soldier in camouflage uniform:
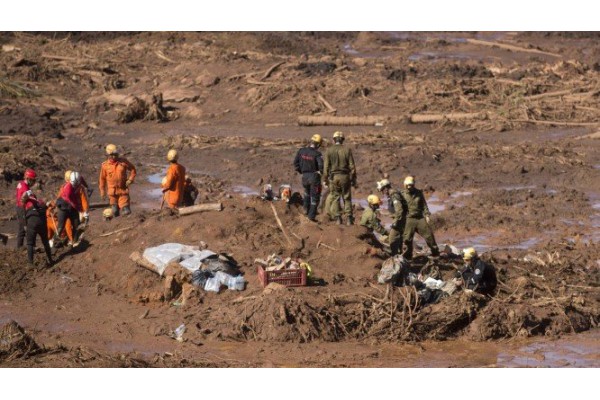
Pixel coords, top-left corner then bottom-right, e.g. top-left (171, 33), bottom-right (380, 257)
top-left (377, 178), bottom-right (407, 256)
top-left (323, 131), bottom-right (357, 225)
top-left (360, 194), bottom-right (389, 238)
top-left (400, 176), bottom-right (440, 260)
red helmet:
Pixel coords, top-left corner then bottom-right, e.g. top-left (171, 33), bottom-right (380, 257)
top-left (24, 169), bottom-right (37, 179)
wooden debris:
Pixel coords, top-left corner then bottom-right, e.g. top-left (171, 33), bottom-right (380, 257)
top-left (99, 226), bottom-right (135, 237)
top-left (270, 203), bottom-right (293, 247)
top-left (317, 94), bottom-right (337, 114)
top-left (298, 115), bottom-right (388, 126)
top-left (246, 78), bottom-right (274, 86)
top-left (465, 38), bottom-right (561, 58)
top-left (178, 202), bottom-right (223, 216)
top-left (129, 251), bottom-right (161, 275)
top-left (410, 112), bottom-right (488, 123)
top-left (155, 50), bottom-right (176, 63)
top-left (260, 61), bottom-right (285, 81)
top-left (511, 119), bottom-right (599, 127)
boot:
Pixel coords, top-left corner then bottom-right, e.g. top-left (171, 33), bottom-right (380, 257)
top-left (121, 206), bottom-right (131, 216)
top-left (347, 216), bottom-right (355, 226)
top-left (336, 216), bottom-right (343, 225)
top-left (111, 205), bottom-right (120, 217)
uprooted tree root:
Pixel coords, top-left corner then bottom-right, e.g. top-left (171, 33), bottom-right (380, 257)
top-left (0, 320), bottom-right (43, 362)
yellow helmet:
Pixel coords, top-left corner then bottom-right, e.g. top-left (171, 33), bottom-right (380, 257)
top-left (333, 131), bottom-right (344, 139)
top-left (64, 170), bottom-right (72, 183)
top-left (311, 134), bottom-right (322, 144)
top-left (167, 149), bottom-right (178, 162)
top-left (377, 178), bottom-right (391, 191)
top-left (367, 194), bottom-right (381, 206)
top-left (403, 176), bottom-right (415, 187)
top-left (106, 144), bottom-right (118, 155)
top-left (103, 208), bottom-right (114, 219)
top-left (463, 247), bottom-right (477, 261)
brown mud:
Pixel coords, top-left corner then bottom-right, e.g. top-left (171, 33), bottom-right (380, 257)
top-left (1, 32), bottom-right (599, 367)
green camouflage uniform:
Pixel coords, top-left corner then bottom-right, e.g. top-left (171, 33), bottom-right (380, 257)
top-left (323, 144), bottom-right (356, 221)
top-left (401, 187), bottom-right (440, 259)
top-left (387, 189), bottom-right (407, 256)
top-left (360, 206), bottom-right (388, 235)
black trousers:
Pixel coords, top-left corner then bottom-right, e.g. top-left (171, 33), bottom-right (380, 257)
top-left (16, 206), bottom-right (26, 248)
top-left (25, 211), bottom-right (52, 263)
top-left (302, 173), bottom-right (321, 220)
top-left (57, 206), bottom-right (80, 242)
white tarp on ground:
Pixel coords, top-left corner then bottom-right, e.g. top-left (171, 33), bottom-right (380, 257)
top-left (142, 243), bottom-right (216, 275)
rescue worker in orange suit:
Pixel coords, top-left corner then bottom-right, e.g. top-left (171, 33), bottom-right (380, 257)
top-left (182, 175), bottom-right (199, 207)
top-left (99, 144), bottom-right (136, 217)
top-left (55, 171), bottom-right (84, 246)
top-left (15, 168), bottom-right (37, 248)
top-left (161, 149), bottom-right (186, 209)
top-left (16, 169), bottom-right (53, 266)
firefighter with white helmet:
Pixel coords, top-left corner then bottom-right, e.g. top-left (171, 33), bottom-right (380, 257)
top-left (293, 134), bottom-right (324, 222)
top-left (99, 144), bottom-right (137, 217)
top-left (400, 175), bottom-right (440, 260)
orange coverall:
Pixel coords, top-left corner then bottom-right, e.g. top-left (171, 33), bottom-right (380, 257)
top-left (99, 158), bottom-right (136, 209)
top-left (46, 184), bottom-right (90, 242)
top-left (162, 162), bottom-right (186, 208)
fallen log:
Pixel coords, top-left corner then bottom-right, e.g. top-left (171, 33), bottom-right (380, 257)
top-left (298, 115), bottom-right (387, 126)
top-left (178, 202), bottom-right (223, 216)
top-left (512, 119), bottom-right (599, 127)
top-left (317, 94), bottom-right (337, 114)
top-left (410, 112), bottom-right (487, 123)
top-left (524, 89), bottom-right (573, 101)
top-left (130, 251), bottom-right (161, 275)
top-left (465, 38), bottom-right (561, 58)
top-left (260, 61), bottom-right (285, 81)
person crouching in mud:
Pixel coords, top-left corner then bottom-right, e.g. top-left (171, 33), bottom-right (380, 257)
top-left (453, 247), bottom-right (497, 295)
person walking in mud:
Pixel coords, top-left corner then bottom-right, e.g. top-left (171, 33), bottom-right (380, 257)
top-left (15, 168), bottom-right (37, 249)
top-left (99, 144), bottom-right (137, 217)
top-left (453, 247), bottom-right (497, 295)
top-left (16, 169), bottom-right (54, 267)
top-left (323, 131), bottom-right (357, 225)
top-left (400, 176), bottom-right (440, 260)
top-left (377, 178), bottom-right (407, 256)
top-left (293, 134), bottom-right (324, 222)
top-left (54, 171), bottom-right (85, 248)
top-left (161, 149), bottom-right (186, 209)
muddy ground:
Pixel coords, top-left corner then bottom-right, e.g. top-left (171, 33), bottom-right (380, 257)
top-left (1, 32), bottom-right (599, 367)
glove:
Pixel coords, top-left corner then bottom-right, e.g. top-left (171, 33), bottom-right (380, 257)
top-left (125, 179), bottom-right (132, 188)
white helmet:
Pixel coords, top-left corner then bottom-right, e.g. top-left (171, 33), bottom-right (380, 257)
top-left (70, 171), bottom-right (81, 186)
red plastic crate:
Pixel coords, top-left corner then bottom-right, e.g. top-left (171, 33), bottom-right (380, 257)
top-left (257, 265), bottom-right (307, 287)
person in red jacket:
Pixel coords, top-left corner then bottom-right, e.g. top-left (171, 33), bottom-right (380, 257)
top-left (55, 171), bottom-right (84, 246)
top-left (16, 169), bottom-right (54, 266)
top-left (15, 168), bottom-right (37, 248)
